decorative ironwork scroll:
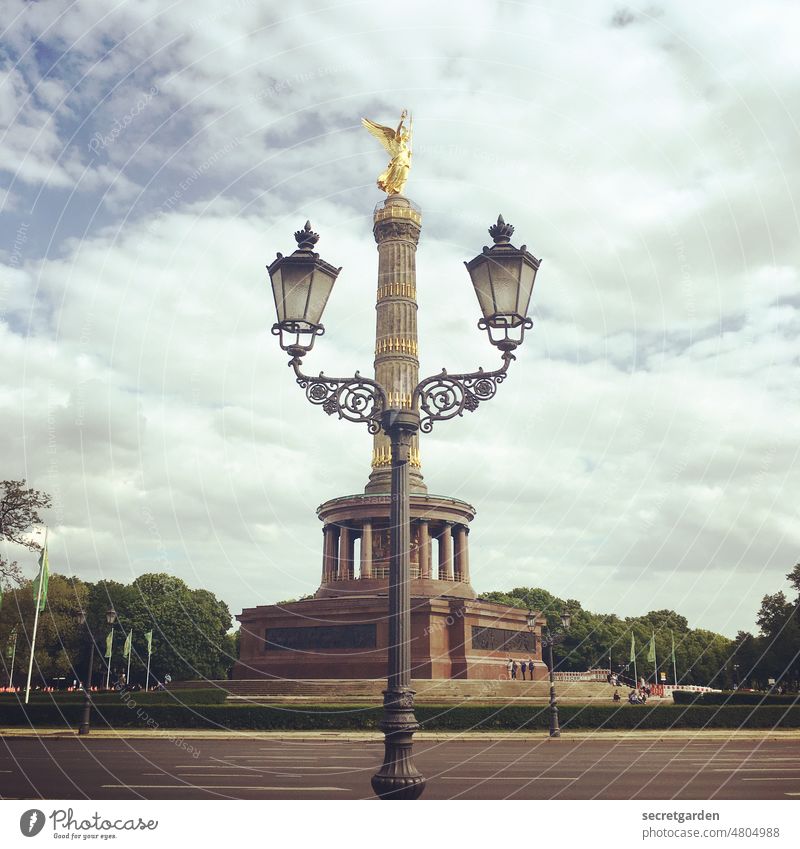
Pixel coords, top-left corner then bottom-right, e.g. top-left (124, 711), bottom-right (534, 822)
top-left (290, 358), bottom-right (387, 433)
top-left (412, 351), bottom-right (515, 433)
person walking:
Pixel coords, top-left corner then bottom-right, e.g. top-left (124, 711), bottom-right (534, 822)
top-left (528, 659), bottom-right (535, 680)
top-left (520, 660), bottom-right (527, 680)
top-left (511, 660), bottom-right (518, 680)
top-left (506, 659), bottom-right (513, 680)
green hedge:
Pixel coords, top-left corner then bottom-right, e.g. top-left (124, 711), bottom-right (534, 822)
top-left (672, 690), bottom-right (800, 706)
top-left (2, 702), bottom-right (800, 731)
top-left (0, 688), bottom-right (228, 706)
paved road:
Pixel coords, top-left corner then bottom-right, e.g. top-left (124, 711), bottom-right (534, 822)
top-left (2, 735), bottom-right (799, 800)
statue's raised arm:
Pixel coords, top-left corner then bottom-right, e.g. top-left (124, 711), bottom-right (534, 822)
top-left (362, 110), bottom-right (412, 195)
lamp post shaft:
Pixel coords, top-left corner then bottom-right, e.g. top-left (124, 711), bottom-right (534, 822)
top-left (371, 409), bottom-right (426, 800)
top-left (79, 638), bottom-right (95, 736)
top-left (548, 638), bottom-right (560, 738)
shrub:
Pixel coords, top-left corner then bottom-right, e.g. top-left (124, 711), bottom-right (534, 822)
top-left (0, 688), bottom-right (228, 706)
top-left (1, 701), bottom-right (799, 731)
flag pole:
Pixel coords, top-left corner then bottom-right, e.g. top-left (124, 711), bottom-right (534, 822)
top-left (672, 632), bottom-right (678, 685)
top-left (652, 630), bottom-right (658, 684)
top-left (632, 635), bottom-right (638, 688)
top-left (25, 529), bottom-right (47, 704)
top-left (105, 631), bottom-right (113, 690)
top-left (8, 630), bottom-right (18, 690)
top-left (126, 633), bottom-right (132, 686)
top-left (145, 640), bottom-right (152, 691)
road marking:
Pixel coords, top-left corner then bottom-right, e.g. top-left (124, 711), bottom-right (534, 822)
top-left (212, 755), bottom-right (320, 760)
top-left (741, 777), bottom-right (800, 782)
top-left (101, 784), bottom-right (349, 791)
top-left (182, 765), bottom-right (368, 778)
top-left (714, 768), bottom-right (800, 772)
top-left (440, 776), bottom-right (578, 781)
top-left (200, 763), bottom-right (363, 773)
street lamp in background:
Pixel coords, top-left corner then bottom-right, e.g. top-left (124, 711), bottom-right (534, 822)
top-left (78, 608), bottom-right (117, 736)
top-left (267, 214), bottom-right (540, 799)
top-left (534, 609), bottom-right (572, 738)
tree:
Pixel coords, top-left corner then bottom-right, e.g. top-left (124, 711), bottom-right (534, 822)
top-left (124, 573), bottom-right (233, 682)
top-left (479, 586), bottom-right (735, 684)
top-left (788, 563), bottom-right (800, 596)
top-left (0, 480), bottom-right (51, 585)
top-left (0, 571), bottom-right (234, 689)
top-left (0, 575), bottom-right (89, 687)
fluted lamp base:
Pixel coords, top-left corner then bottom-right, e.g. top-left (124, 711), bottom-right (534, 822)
top-left (370, 688), bottom-right (427, 800)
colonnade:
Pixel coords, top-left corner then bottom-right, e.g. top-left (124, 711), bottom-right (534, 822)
top-left (321, 520), bottom-right (470, 584)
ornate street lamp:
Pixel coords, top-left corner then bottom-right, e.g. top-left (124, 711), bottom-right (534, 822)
top-left (537, 608), bottom-right (571, 738)
top-left (268, 221), bottom-right (341, 357)
top-left (267, 216), bottom-right (540, 799)
top-left (465, 216), bottom-right (540, 351)
top-left (78, 608), bottom-right (117, 736)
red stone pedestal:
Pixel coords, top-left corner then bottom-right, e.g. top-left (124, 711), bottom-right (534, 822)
top-left (234, 595), bottom-right (547, 681)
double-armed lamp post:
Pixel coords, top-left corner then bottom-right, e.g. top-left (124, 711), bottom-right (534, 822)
top-left (78, 607), bottom-right (117, 736)
top-left (533, 609), bottom-right (572, 738)
top-left (267, 213), bottom-right (540, 799)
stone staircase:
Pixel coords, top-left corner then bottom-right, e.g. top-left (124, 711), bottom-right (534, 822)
top-left (172, 678), bottom-right (649, 704)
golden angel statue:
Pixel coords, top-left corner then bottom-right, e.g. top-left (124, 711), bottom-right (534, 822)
top-left (361, 110), bottom-right (412, 195)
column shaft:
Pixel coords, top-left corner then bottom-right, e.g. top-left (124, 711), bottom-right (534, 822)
top-left (339, 526), bottom-right (352, 580)
top-left (323, 525), bottom-right (340, 583)
top-left (439, 524), bottom-right (453, 581)
top-left (361, 521), bottom-right (373, 579)
top-left (455, 525), bottom-right (469, 583)
top-left (418, 520), bottom-right (430, 579)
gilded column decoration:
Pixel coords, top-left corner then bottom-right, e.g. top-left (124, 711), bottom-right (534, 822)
top-left (365, 196), bottom-right (426, 495)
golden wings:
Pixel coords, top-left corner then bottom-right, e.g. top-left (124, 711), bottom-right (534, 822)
top-left (361, 110), bottom-right (412, 195)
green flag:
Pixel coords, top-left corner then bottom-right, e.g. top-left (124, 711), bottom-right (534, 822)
top-left (144, 630), bottom-right (153, 652)
top-left (32, 541), bottom-right (50, 612)
top-left (629, 632), bottom-right (635, 662)
top-left (647, 631), bottom-right (656, 664)
top-left (123, 631), bottom-right (132, 659)
top-left (105, 630), bottom-right (114, 659)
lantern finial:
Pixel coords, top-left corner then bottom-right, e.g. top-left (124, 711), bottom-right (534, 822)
top-left (294, 221), bottom-right (320, 250)
top-left (488, 215), bottom-right (514, 244)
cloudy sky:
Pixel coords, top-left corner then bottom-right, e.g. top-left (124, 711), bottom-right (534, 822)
top-left (2, 0), bottom-right (798, 638)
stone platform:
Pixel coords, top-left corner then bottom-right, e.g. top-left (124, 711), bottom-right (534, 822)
top-left (174, 678), bottom-right (634, 704)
